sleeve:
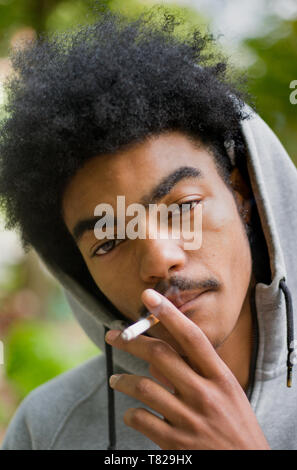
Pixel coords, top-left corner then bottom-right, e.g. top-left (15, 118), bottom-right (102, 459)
top-left (1, 399), bottom-right (33, 450)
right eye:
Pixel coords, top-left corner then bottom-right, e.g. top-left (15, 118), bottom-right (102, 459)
top-left (92, 239), bottom-right (124, 257)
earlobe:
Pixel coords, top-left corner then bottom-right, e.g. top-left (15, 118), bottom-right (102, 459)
top-left (229, 167), bottom-right (240, 191)
top-left (229, 167), bottom-right (252, 224)
top-left (230, 167), bottom-right (251, 198)
top-left (241, 199), bottom-right (252, 225)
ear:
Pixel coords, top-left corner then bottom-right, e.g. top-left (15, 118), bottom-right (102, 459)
top-left (229, 167), bottom-right (252, 225)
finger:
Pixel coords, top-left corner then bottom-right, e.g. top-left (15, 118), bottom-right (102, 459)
top-left (110, 373), bottom-right (190, 425)
top-left (105, 330), bottom-right (205, 396)
top-left (142, 289), bottom-right (229, 380)
top-left (123, 407), bottom-right (184, 450)
top-left (149, 364), bottom-right (175, 393)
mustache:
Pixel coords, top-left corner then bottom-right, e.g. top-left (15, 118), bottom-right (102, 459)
top-left (138, 276), bottom-right (220, 317)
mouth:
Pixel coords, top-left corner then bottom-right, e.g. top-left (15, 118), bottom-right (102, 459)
top-left (178, 289), bottom-right (213, 314)
top-left (166, 288), bottom-right (212, 311)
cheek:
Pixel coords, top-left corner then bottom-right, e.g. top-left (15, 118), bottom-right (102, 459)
top-left (206, 193), bottom-right (240, 237)
top-left (86, 257), bottom-right (139, 320)
top-left (201, 196), bottom-right (242, 255)
top-left (91, 265), bottom-right (119, 299)
top-left (200, 195), bottom-right (252, 284)
top-left (193, 197), bottom-right (252, 343)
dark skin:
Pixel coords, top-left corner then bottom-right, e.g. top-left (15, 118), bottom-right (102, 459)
top-left (62, 131), bottom-right (270, 449)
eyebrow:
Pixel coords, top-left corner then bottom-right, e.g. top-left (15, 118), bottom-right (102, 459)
top-left (71, 165), bottom-right (203, 244)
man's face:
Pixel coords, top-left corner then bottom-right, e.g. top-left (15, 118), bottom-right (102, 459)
top-left (62, 131), bottom-right (253, 354)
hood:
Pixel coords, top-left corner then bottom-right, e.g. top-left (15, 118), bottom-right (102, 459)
top-left (37, 106), bottom-right (297, 448)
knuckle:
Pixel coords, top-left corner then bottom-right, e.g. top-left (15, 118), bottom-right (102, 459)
top-left (175, 408), bottom-right (201, 434)
top-left (186, 418), bottom-right (202, 437)
top-left (216, 369), bottom-right (238, 392)
top-left (187, 380), bottom-right (219, 414)
top-left (197, 386), bottom-right (216, 411)
top-left (180, 327), bottom-right (200, 346)
top-left (167, 432), bottom-right (193, 450)
top-left (149, 340), bottom-right (170, 360)
top-left (134, 377), bottom-right (152, 396)
top-left (187, 377), bottom-right (207, 400)
top-left (202, 390), bottom-right (219, 414)
top-left (124, 407), bottom-right (144, 427)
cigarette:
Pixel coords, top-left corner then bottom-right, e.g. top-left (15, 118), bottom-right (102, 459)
top-left (121, 313), bottom-right (159, 341)
top-left (121, 281), bottom-right (177, 342)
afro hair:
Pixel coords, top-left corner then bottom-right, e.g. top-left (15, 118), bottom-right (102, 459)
top-left (0, 6), bottom-right (255, 301)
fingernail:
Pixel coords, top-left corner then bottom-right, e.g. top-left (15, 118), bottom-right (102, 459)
top-left (144, 289), bottom-right (162, 307)
top-left (105, 330), bottom-right (120, 343)
top-left (109, 374), bottom-right (121, 387)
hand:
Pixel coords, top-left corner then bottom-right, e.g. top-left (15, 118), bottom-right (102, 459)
top-left (105, 288), bottom-right (271, 450)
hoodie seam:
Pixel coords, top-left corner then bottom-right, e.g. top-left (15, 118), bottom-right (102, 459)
top-left (255, 366), bottom-right (287, 377)
top-left (47, 376), bottom-right (107, 450)
top-left (23, 411), bottom-right (35, 450)
top-left (253, 368), bottom-right (286, 383)
top-left (254, 374), bottom-right (265, 415)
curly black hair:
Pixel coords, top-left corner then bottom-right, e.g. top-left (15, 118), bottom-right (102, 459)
top-left (0, 6), bottom-right (255, 303)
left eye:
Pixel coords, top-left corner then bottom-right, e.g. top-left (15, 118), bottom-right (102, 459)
top-left (92, 238), bottom-right (124, 257)
top-left (174, 200), bottom-right (201, 214)
top-left (92, 200), bottom-right (201, 257)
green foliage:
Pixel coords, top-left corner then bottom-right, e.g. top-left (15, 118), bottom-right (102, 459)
top-left (0, 0), bottom-right (207, 55)
top-left (4, 319), bottom-right (99, 399)
top-left (244, 16), bottom-right (297, 165)
top-left (45, 0), bottom-right (100, 32)
top-left (0, 401), bottom-right (9, 424)
top-left (46, 285), bottom-right (73, 320)
top-left (0, 0), bottom-right (98, 56)
top-left (0, 262), bottom-right (26, 298)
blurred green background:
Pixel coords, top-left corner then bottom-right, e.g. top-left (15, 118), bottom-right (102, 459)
top-left (0, 0), bottom-right (296, 444)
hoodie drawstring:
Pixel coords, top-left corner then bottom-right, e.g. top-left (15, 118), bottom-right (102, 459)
top-left (279, 279), bottom-right (295, 387)
top-left (104, 326), bottom-right (116, 450)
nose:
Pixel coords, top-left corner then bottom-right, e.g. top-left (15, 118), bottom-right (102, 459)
top-left (137, 237), bottom-right (186, 282)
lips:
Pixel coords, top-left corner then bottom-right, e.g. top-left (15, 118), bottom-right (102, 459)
top-left (166, 288), bottom-right (211, 310)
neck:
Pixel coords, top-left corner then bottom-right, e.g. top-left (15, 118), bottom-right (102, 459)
top-left (216, 273), bottom-right (256, 392)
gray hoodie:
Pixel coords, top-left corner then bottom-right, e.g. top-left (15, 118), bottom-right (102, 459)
top-left (1, 108), bottom-right (297, 450)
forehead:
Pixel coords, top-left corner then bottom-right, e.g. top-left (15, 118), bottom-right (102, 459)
top-left (62, 131), bottom-right (219, 231)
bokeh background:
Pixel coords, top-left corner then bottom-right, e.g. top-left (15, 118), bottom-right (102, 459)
top-left (0, 0), bottom-right (296, 445)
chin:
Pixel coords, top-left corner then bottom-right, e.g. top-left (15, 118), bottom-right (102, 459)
top-left (147, 288), bottom-right (237, 353)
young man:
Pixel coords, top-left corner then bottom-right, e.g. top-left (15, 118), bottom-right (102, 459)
top-left (0, 9), bottom-right (296, 450)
